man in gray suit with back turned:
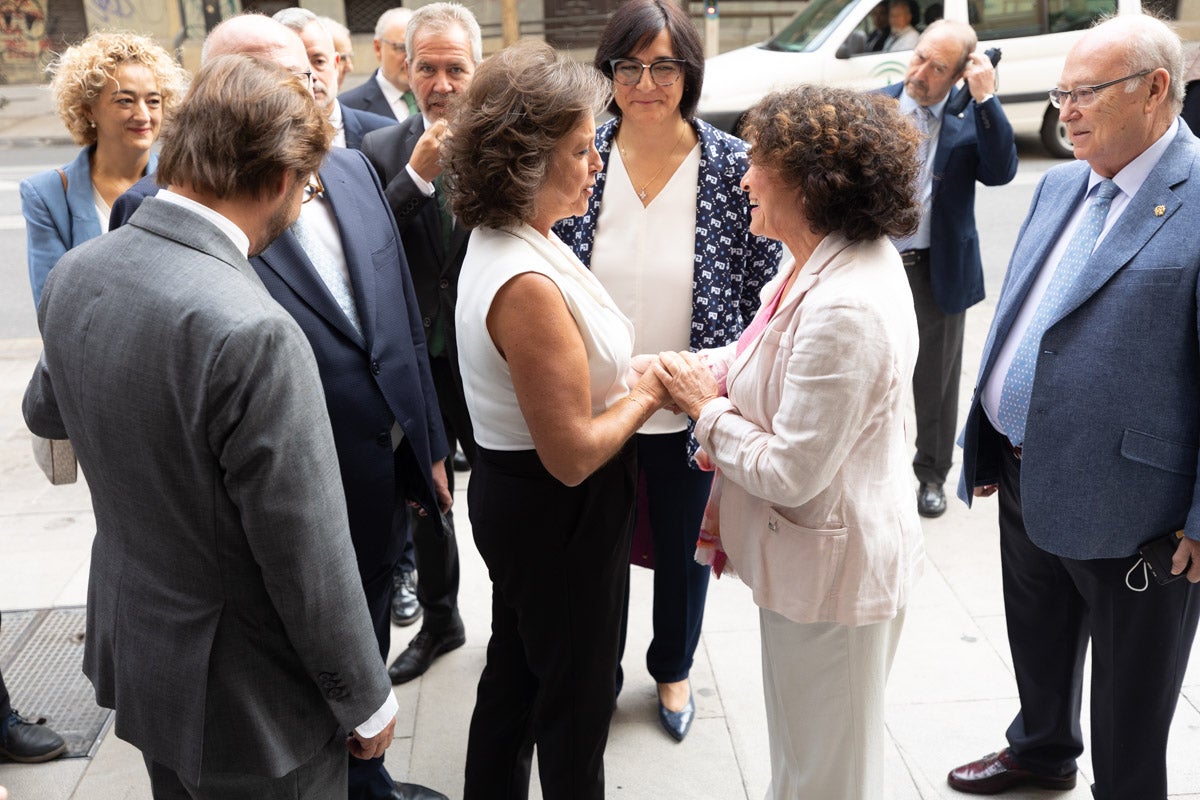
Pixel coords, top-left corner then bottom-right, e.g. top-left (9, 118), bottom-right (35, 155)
top-left (23, 55), bottom-right (394, 799)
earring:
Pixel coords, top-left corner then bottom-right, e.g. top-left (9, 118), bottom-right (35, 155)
top-left (89, 120), bottom-right (96, 128)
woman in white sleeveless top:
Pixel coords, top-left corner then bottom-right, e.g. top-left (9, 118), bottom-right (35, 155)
top-left (444, 42), bottom-right (670, 800)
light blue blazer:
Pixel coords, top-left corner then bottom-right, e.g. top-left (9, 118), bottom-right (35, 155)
top-left (20, 146), bottom-right (158, 307)
top-left (958, 121), bottom-right (1200, 559)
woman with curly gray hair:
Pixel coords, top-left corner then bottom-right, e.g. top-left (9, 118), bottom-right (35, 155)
top-left (447, 40), bottom-right (669, 800)
top-left (20, 31), bottom-right (186, 306)
top-left (654, 84), bottom-right (926, 799)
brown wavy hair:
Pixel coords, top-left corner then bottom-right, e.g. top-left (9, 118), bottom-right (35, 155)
top-left (741, 85), bottom-right (921, 243)
top-left (443, 40), bottom-right (609, 230)
top-left (156, 55), bottom-right (332, 200)
top-left (48, 31), bottom-right (187, 147)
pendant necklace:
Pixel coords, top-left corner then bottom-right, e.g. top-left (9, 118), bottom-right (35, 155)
top-left (618, 125), bottom-right (688, 202)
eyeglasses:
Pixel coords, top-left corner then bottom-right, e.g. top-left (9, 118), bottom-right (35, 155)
top-left (1048, 69), bottom-right (1153, 109)
top-left (609, 58), bottom-right (686, 87)
top-left (292, 70), bottom-right (314, 90)
top-left (302, 173), bottom-right (325, 204)
top-left (379, 38), bottom-right (405, 55)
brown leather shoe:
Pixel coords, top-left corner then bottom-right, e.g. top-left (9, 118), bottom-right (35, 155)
top-left (947, 748), bottom-right (1076, 794)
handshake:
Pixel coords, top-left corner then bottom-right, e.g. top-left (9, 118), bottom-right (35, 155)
top-left (627, 350), bottom-right (723, 421)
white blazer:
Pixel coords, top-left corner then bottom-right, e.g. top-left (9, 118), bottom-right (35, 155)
top-left (696, 233), bottom-right (924, 627)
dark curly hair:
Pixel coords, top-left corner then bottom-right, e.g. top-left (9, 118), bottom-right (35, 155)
top-left (741, 85), bottom-right (921, 243)
top-left (593, 0), bottom-right (705, 120)
top-left (443, 40), bottom-right (609, 230)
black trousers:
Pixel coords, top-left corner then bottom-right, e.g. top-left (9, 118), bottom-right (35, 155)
top-left (905, 254), bottom-right (965, 486)
top-left (0, 612), bottom-right (9, 718)
top-left (617, 431), bottom-right (712, 685)
top-left (996, 440), bottom-right (1200, 800)
top-left (348, 561), bottom-right (399, 800)
top-left (463, 444), bottom-right (636, 800)
top-left (400, 356), bottom-right (472, 631)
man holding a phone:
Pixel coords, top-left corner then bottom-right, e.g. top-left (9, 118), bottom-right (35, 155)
top-left (878, 19), bottom-right (1018, 519)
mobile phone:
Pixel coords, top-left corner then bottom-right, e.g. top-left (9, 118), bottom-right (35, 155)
top-left (1138, 530), bottom-right (1187, 585)
top-left (944, 48), bottom-right (1002, 117)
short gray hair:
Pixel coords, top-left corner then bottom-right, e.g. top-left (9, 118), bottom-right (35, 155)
top-left (1102, 13), bottom-right (1185, 113)
top-left (374, 7), bottom-right (413, 40)
top-left (406, 3), bottom-right (483, 65)
top-left (272, 7), bottom-right (319, 34)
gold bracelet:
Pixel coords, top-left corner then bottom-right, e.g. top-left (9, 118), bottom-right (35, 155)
top-left (624, 393), bottom-right (648, 415)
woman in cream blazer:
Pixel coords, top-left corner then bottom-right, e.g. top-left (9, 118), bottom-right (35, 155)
top-left (657, 85), bottom-right (925, 800)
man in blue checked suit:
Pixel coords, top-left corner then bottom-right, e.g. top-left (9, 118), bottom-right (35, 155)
top-left (948, 15), bottom-right (1200, 799)
top-left (879, 19), bottom-right (1018, 519)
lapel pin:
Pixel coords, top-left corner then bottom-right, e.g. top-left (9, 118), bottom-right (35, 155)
top-left (1155, 204), bottom-right (1166, 217)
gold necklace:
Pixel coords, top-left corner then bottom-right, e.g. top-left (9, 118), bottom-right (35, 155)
top-left (617, 125), bottom-right (688, 202)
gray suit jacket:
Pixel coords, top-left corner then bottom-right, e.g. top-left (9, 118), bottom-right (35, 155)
top-left (23, 198), bottom-right (391, 782)
top-left (958, 121), bottom-right (1200, 559)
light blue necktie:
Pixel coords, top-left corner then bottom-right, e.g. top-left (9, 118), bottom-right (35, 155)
top-left (893, 105), bottom-right (934, 254)
top-left (291, 215), bottom-right (362, 338)
top-left (996, 179), bottom-right (1119, 447)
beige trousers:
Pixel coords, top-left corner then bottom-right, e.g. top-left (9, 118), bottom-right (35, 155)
top-left (759, 606), bottom-right (906, 800)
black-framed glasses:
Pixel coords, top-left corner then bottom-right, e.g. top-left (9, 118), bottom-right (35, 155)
top-left (1048, 69), bottom-right (1153, 109)
top-left (379, 37), bottom-right (406, 54)
top-left (292, 70), bottom-right (314, 90)
top-left (609, 58), bottom-right (686, 87)
top-left (302, 173), bottom-right (325, 204)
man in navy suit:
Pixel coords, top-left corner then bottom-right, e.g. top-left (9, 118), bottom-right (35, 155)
top-left (339, 8), bottom-right (416, 121)
top-left (110, 15), bottom-right (449, 800)
top-left (880, 20), bottom-right (1017, 518)
top-left (360, 1), bottom-right (480, 687)
top-left (948, 15), bottom-right (1200, 798)
top-left (274, 8), bottom-right (395, 150)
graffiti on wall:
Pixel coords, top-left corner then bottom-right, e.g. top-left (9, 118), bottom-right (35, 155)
top-left (0, 0), bottom-right (51, 84)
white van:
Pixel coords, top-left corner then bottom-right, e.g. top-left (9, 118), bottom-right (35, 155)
top-left (697, 0), bottom-right (1142, 157)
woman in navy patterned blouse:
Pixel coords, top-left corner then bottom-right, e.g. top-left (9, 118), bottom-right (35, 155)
top-left (555, 0), bottom-right (781, 744)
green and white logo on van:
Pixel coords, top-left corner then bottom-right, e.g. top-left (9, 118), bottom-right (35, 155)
top-left (870, 60), bottom-right (907, 84)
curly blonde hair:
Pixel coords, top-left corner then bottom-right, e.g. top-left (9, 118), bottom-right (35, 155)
top-left (48, 31), bottom-right (188, 146)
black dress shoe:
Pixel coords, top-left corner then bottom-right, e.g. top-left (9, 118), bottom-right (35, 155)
top-left (917, 482), bottom-right (947, 518)
top-left (657, 691), bottom-right (695, 742)
top-left (388, 621), bottom-right (466, 685)
top-left (947, 748), bottom-right (1076, 794)
top-left (392, 782), bottom-right (449, 800)
top-left (390, 568), bottom-right (421, 628)
top-left (0, 710), bottom-right (67, 763)
top-left (451, 450), bottom-right (470, 472)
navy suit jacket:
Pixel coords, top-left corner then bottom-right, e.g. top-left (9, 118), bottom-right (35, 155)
top-left (958, 121), bottom-right (1200, 559)
top-left (109, 148), bottom-right (449, 576)
top-left (881, 84), bottom-right (1018, 314)
top-left (341, 102), bottom-right (395, 151)
top-left (338, 70), bottom-right (397, 121)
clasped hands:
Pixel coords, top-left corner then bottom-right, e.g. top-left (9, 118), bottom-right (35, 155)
top-left (627, 351), bottom-right (722, 421)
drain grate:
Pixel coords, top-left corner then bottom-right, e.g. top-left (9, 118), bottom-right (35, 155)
top-left (0, 607), bottom-right (113, 759)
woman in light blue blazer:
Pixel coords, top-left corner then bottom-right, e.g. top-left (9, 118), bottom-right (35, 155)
top-left (555, 0), bottom-right (780, 744)
top-left (21, 31), bottom-right (185, 306)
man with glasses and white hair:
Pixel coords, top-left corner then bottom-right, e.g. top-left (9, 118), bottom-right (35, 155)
top-left (950, 14), bottom-right (1200, 799)
top-left (340, 7), bottom-right (416, 120)
top-left (110, 14), bottom-right (452, 800)
top-left (361, 1), bottom-right (483, 688)
top-left (274, 8), bottom-right (395, 150)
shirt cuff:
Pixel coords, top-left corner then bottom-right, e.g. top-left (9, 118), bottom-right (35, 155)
top-left (405, 163), bottom-right (436, 197)
top-left (695, 396), bottom-right (734, 446)
top-left (354, 690), bottom-right (398, 739)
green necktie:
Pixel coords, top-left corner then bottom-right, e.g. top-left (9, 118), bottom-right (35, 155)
top-left (402, 91), bottom-right (418, 117)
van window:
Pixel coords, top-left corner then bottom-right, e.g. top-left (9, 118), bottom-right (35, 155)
top-left (766, 0), bottom-right (865, 52)
top-left (970, 0), bottom-right (1118, 38)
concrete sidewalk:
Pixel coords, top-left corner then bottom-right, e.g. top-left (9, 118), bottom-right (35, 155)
top-left (3, 81), bottom-right (1200, 800)
top-left (8, 301), bottom-right (1200, 800)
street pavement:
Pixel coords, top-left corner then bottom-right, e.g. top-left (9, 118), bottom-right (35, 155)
top-left (4, 83), bottom-right (1200, 800)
